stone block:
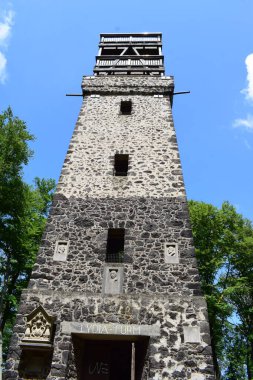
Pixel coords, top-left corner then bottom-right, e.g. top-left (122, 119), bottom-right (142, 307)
top-left (53, 241), bottom-right (69, 261)
top-left (103, 265), bottom-right (123, 294)
top-left (164, 243), bottom-right (179, 264)
top-left (191, 374), bottom-right (206, 380)
top-left (183, 326), bottom-right (201, 343)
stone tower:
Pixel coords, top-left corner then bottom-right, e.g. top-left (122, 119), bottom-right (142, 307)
top-left (6, 33), bottom-right (215, 380)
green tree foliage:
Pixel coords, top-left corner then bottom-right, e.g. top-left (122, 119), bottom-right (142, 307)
top-left (0, 107), bottom-right (55, 356)
top-left (189, 200), bottom-right (253, 379)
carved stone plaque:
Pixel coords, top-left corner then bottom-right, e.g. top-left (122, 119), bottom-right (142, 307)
top-left (53, 240), bottom-right (69, 261)
top-left (191, 374), bottom-right (205, 380)
top-left (164, 242), bottom-right (179, 264)
top-left (183, 326), bottom-right (201, 343)
top-left (62, 321), bottom-right (160, 337)
top-left (103, 266), bottom-right (123, 294)
top-left (22, 305), bottom-right (55, 345)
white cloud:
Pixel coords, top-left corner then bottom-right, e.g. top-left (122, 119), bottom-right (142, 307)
top-left (233, 114), bottom-right (253, 131)
top-left (241, 53), bottom-right (253, 103)
top-left (0, 9), bottom-right (14, 84)
top-left (0, 10), bottom-right (14, 47)
top-left (244, 139), bottom-right (252, 150)
top-left (0, 51), bottom-right (7, 83)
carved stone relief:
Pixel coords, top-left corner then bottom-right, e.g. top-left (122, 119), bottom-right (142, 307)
top-left (53, 240), bottom-right (69, 261)
top-left (164, 242), bottom-right (179, 264)
top-left (103, 266), bottom-right (123, 294)
top-left (22, 305), bottom-right (55, 345)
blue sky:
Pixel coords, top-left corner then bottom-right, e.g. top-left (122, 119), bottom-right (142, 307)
top-left (1, 0), bottom-right (253, 220)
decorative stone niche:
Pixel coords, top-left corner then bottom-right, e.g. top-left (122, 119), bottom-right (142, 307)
top-left (103, 265), bottom-right (123, 294)
top-left (21, 305), bottom-right (55, 347)
top-left (19, 306), bottom-right (56, 379)
top-left (164, 242), bottom-right (179, 264)
top-left (53, 240), bottom-right (69, 261)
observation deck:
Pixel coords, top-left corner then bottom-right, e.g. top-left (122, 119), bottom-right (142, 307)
top-left (94, 33), bottom-right (165, 76)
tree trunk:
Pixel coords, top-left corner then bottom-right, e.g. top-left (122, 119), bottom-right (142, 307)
top-left (246, 337), bottom-right (253, 380)
top-left (0, 254), bottom-right (10, 331)
top-left (210, 324), bottom-right (221, 379)
top-left (248, 335), bottom-right (253, 380)
top-left (0, 270), bottom-right (20, 332)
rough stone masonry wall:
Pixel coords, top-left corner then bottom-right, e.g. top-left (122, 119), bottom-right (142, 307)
top-left (5, 76), bottom-right (215, 380)
top-left (81, 75), bottom-right (174, 95)
top-left (56, 76), bottom-right (184, 199)
top-left (28, 195), bottom-right (201, 296)
top-left (7, 290), bottom-right (214, 380)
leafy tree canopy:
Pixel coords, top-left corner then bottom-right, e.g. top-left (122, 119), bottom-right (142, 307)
top-left (0, 107), bottom-right (55, 356)
top-left (189, 200), bottom-right (253, 380)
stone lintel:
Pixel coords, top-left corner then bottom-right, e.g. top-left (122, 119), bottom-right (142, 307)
top-left (61, 321), bottom-right (160, 337)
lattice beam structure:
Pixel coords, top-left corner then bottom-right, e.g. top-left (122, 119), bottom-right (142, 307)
top-left (94, 33), bottom-right (165, 76)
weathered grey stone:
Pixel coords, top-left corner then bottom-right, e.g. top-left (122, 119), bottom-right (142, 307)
top-left (183, 326), bottom-right (201, 343)
top-left (61, 321), bottom-right (160, 337)
top-left (53, 240), bottom-right (70, 261)
top-left (164, 242), bottom-right (179, 264)
top-left (103, 265), bottom-right (123, 294)
top-left (191, 374), bottom-right (206, 380)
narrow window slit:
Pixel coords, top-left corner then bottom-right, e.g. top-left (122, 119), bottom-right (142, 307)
top-left (106, 228), bottom-right (125, 263)
top-left (114, 154), bottom-right (129, 176)
top-left (120, 100), bottom-right (132, 115)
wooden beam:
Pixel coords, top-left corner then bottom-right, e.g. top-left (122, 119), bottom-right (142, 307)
top-left (66, 94), bottom-right (83, 97)
top-left (173, 91), bottom-right (190, 95)
top-left (131, 342), bottom-right (135, 380)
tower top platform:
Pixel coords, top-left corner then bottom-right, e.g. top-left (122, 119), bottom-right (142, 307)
top-left (94, 33), bottom-right (165, 76)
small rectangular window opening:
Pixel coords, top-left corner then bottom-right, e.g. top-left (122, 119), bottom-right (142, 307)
top-left (120, 100), bottom-right (132, 115)
top-left (114, 154), bottom-right (129, 176)
top-left (106, 228), bottom-right (125, 263)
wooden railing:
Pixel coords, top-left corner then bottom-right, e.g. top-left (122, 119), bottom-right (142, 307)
top-left (96, 58), bottom-right (163, 67)
top-left (101, 36), bottom-right (161, 43)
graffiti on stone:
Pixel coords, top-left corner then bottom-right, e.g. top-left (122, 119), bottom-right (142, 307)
top-left (88, 362), bottom-right (109, 376)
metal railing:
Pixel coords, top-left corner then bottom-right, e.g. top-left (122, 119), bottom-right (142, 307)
top-left (106, 251), bottom-right (124, 263)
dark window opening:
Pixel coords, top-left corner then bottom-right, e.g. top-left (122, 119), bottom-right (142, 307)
top-left (101, 47), bottom-right (124, 56)
top-left (106, 228), bottom-right (125, 263)
top-left (114, 154), bottom-right (129, 176)
top-left (120, 100), bottom-right (132, 115)
top-left (124, 46), bottom-right (137, 56)
top-left (136, 47), bottom-right (159, 56)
